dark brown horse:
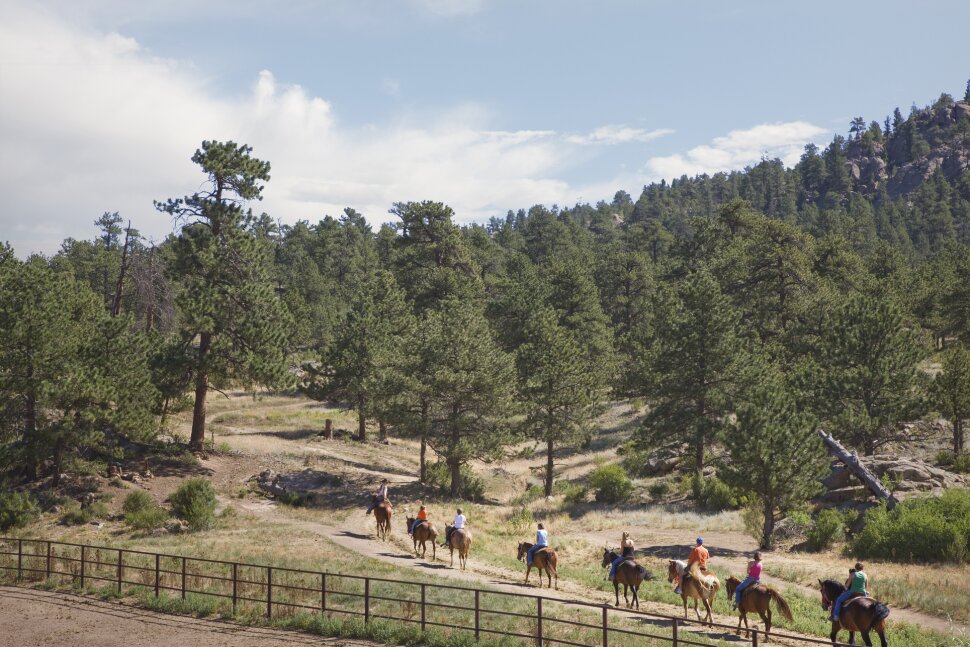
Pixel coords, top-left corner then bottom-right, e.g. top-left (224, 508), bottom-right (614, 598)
top-left (444, 526), bottom-right (472, 569)
top-left (517, 542), bottom-right (559, 589)
top-left (601, 548), bottom-right (648, 609)
top-left (819, 579), bottom-right (889, 647)
top-left (371, 495), bottom-right (392, 541)
top-left (406, 517), bottom-right (437, 559)
top-left (726, 576), bottom-right (793, 642)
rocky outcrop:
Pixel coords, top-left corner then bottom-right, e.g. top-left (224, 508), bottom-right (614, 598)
top-left (255, 468), bottom-right (342, 504)
top-left (821, 455), bottom-right (965, 503)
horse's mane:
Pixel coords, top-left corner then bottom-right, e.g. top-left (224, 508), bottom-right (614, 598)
top-left (822, 579), bottom-right (845, 594)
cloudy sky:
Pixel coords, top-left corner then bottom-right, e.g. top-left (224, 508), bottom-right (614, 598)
top-left (1, 0), bottom-right (968, 255)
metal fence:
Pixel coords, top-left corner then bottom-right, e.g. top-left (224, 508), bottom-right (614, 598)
top-left (0, 537), bottom-right (856, 647)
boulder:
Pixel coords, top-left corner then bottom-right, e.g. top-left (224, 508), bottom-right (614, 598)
top-left (165, 519), bottom-right (188, 534)
top-left (255, 468), bottom-right (341, 500)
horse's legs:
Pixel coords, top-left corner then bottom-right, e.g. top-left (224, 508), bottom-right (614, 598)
top-left (623, 583), bottom-right (630, 608)
top-left (759, 610), bottom-right (770, 642)
top-left (736, 610), bottom-right (744, 635)
top-left (524, 564), bottom-right (531, 584)
top-left (682, 595), bottom-right (688, 618)
top-left (849, 630), bottom-right (856, 645)
top-left (830, 624), bottom-right (840, 646)
top-left (861, 630), bottom-right (873, 647)
top-left (613, 582), bottom-right (620, 607)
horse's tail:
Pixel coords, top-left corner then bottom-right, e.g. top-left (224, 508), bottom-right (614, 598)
top-left (768, 588), bottom-right (794, 622)
top-left (688, 563), bottom-right (711, 594)
top-left (637, 564), bottom-right (649, 581)
top-left (872, 602), bottom-right (890, 622)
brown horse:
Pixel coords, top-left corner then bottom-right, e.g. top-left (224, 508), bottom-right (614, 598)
top-left (372, 496), bottom-right (392, 541)
top-left (406, 517), bottom-right (437, 559)
top-left (444, 526), bottom-right (472, 569)
top-left (517, 542), bottom-right (559, 589)
top-left (819, 579), bottom-right (889, 647)
top-left (668, 560), bottom-right (718, 625)
top-left (602, 548), bottom-right (648, 609)
top-left (725, 576), bottom-right (793, 642)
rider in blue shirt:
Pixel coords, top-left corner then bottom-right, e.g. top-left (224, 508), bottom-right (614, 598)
top-left (527, 523), bottom-right (548, 565)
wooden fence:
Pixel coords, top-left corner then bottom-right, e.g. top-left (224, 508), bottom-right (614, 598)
top-left (0, 537), bottom-right (856, 647)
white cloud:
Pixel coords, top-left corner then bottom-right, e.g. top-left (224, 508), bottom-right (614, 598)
top-left (380, 78), bottom-right (402, 98)
top-left (645, 121), bottom-right (828, 179)
top-left (565, 125), bottom-right (674, 146)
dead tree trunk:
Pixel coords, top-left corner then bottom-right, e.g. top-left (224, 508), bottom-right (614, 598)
top-left (817, 429), bottom-right (898, 510)
top-left (111, 221), bottom-right (132, 317)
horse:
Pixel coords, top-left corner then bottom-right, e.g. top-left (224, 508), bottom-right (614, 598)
top-left (601, 548), bottom-right (649, 609)
top-left (668, 559), bottom-right (719, 625)
top-left (725, 576), bottom-right (793, 642)
top-left (517, 542), bottom-right (559, 589)
top-left (818, 579), bottom-right (890, 647)
top-left (443, 526), bottom-right (472, 570)
top-left (371, 495), bottom-right (392, 541)
top-left (406, 516), bottom-right (437, 560)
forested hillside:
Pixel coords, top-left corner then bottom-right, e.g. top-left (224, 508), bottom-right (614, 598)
top-left (3, 91), bottom-right (970, 548)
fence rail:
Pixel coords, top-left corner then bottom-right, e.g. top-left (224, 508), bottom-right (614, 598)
top-left (0, 537), bottom-right (856, 647)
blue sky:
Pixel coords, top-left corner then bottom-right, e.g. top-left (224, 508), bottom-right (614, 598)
top-left (1, 0), bottom-right (968, 254)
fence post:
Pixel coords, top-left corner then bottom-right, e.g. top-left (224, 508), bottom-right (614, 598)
top-left (181, 557), bottom-right (186, 600)
top-left (321, 573), bottom-right (327, 612)
top-left (601, 606), bottom-right (608, 647)
top-left (117, 549), bottom-right (123, 594)
top-left (154, 554), bottom-right (160, 597)
top-left (474, 590), bottom-right (480, 640)
top-left (232, 563), bottom-right (238, 614)
top-left (536, 596), bottom-right (543, 647)
top-left (46, 541), bottom-right (51, 579)
top-left (17, 539), bottom-right (22, 581)
top-left (672, 618), bottom-right (678, 646)
top-left (420, 583), bottom-right (426, 631)
top-left (267, 567), bottom-right (273, 619)
top-left (752, 629), bottom-right (759, 647)
top-left (80, 545), bottom-right (86, 589)
top-left (364, 577), bottom-right (370, 623)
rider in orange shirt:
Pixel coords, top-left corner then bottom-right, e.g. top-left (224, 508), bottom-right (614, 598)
top-left (675, 538), bottom-right (709, 594)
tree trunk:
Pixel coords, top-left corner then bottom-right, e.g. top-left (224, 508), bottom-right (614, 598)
top-left (378, 418), bottom-right (387, 442)
top-left (144, 245), bottom-right (156, 333)
top-left (24, 378), bottom-right (37, 481)
top-left (323, 418), bottom-right (333, 440)
top-left (51, 437), bottom-right (65, 488)
top-left (449, 458), bottom-right (461, 498)
top-left (818, 429), bottom-right (897, 509)
top-left (544, 436), bottom-right (555, 497)
top-left (693, 429), bottom-right (705, 498)
top-left (419, 399), bottom-right (429, 483)
top-left (356, 394), bottom-right (367, 442)
top-left (189, 332), bottom-right (211, 451)
top-left (449, 406), bottom-right (461, 497)
top-left (761, 497), bottom-right (775, 549)
top-left (111, 222), bottom-right (131, 317)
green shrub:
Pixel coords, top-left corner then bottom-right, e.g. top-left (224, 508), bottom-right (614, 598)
top-left (647, 479), bottom-right (671, 500)
top-left (425, 462), bottom-right (486, 502)
top-left (126, 506), bottom-right (169, 531)
top-left (852, 489), bottom-right (970, 562)
top-left (953, 454), bottom-right (970, 474)
top-left (122, 490), bottom-right (155, 515)
top-left (278, 491), bottom-right (306, 507)
top-left (559, 482), bottom-right (588, 505)
top-left (696, 477), bottom-right (739, 510)
top-left (741, 502), bottom-right (765, 544)
top-left (588, 465), bottom-right (633, 504)
top-left (506, 507), bottom-right (534, 534)
top-left (169, 478), bottom-right (217, 531)
top-left (60, 505), bottom-right (92, 526)
top-left (807, 508), bottom-right (848, 551)
top-left (510, 484), bottom-right (544, 506)
top-left (0, 492), bottom-right (39, 531)
top-left (619, 443), bottom-right (651, 478)
top-left (936, 449), bottom-right (955, 466)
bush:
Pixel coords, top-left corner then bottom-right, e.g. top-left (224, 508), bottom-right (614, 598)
top-left (936, 449), bottom-right (955, 466)
top-left (807, 508), bottom-right (848, 551)
top-left (60, 505), bottom-right (92, 526)
top-left (122, 490), bottom-right (155, 515)
top-left (425, 462), bottom-right (486, 502)
top-left (506, 507), bottom-right (534, 534)
top-left (954, 454), bottom-right (970, 474)
top-left (588, 465), bottom-right (633, 504)
top-left (619, 443), bottom-right (651, 478)
top-left (696, 477), bottom-right (739, 511)
top-left (559, 482), bottom-right (588, 505)
top-left (742, 503), bottom-right (765, 544)
top-left (0, 492), bottom-right (39, 531)
top-left (852, 489), bottom-right (970, 563)
top-left (647, 479), bottom-right (671, 501)
top-left (126, 506), bottom-right (169, 531)
top-left (169, 478), bottom-right (217, 531)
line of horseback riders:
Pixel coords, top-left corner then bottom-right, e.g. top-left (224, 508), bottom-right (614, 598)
top-left (366, 481), bottom-right (888, 646)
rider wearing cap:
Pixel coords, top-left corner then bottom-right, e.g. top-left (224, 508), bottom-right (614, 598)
top-left (675, 538), bottom-right (709, 594)
top-left (365, 478), bottom-right (389, 515)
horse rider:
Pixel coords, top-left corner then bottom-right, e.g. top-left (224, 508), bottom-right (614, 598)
top-left (365, 478), bottom-right (389, 515)
top-left (733, 551), bottom-right (763, 609)
top-left (526, 523), bottom-right (549, 566)
top-left (409, 504), bottom-right (429, 535)
top-left (832, 562), bottom-right (868, 622)
top-left (675, 537), bottom-right (709, 594)
top-left (443, 507), bottom-right (466, 545)
top-left (607, 532), bottom-right (636, 581)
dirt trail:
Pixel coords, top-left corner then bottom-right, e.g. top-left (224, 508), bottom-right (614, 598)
top-left (240, 498), bottom-right (837, 647)
top-left (0, 586), bottom-right (380, 647)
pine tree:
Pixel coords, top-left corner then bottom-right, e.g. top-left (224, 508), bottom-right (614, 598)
top-left (422, 298), bottom-right (516, 497)
top-left (721, 376), bottom-right (826, 548)
top-left (517, 308), bottom-right (602, 496)
top-left (304, 269), bottom-right (414, 442)
top-left (805, 294), bottom-right (927, 455)
top-left (931, 345), bottom-right (970, 455)
top-left (156, 141), bottom-right (291, 450)
top-left (0, 257), bottom-right (156, 484)
top-left (634, 270), bottom-right (749, 488)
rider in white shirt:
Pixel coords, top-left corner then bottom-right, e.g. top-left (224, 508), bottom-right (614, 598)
top-left (444, 507), bottom-right (466, 544)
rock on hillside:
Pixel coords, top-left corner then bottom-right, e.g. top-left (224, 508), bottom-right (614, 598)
top-left (821, 455), bottom-right (965, 502)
